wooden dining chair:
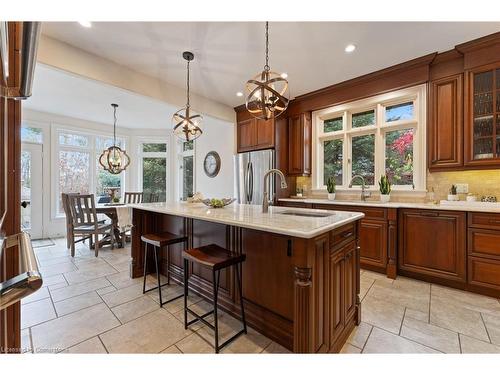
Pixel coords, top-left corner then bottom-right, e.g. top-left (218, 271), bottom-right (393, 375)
top-left (146, 192), bottom-right (159, 203)
top-left (124, 192), bottom-right (143, 204)
top-left (62, 193), bottom-right (93, 251)
top-left (68, 194), bottom-right (114, 257)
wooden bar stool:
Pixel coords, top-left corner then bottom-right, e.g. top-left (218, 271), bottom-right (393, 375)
top-left (182, 244), bottom-right (247, 353)
top-left (141, 232), bottom-right (188, 307)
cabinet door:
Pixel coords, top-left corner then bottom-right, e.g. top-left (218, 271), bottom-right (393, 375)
top-left (398, 209), bottom-right (466, 283)
top-left (344, 242), bottom-right (357, 321)
top-left (464, 64), bottom-right (500, 167)
top-left (288, 113), bottom-right (311, 176)
top-left (255, 118), bottom-right (275, 149)
top-left (237, 118), bottom-right (257, 153)
top-left (359, 219), bottom-right (388, 271)
top-left (428, 74), bottom-right (463, 170)
top-left (329, 248), bottom-right (344, 343)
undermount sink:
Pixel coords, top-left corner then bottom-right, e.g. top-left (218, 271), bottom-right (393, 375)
top-left (278, 210), bottom-right (334, 218)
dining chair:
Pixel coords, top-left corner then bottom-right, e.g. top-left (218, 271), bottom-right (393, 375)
top-left (62, 193), bottom-right (93, 252)
top-left (124, 192), bottom-right (143, 204)
top-left (68, 194), bottom-right (114, 257)
top-left (146, 192), bottom-right (159, 203)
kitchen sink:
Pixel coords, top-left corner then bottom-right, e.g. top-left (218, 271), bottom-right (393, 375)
top-left (278, 210), bottom-right (334, 218)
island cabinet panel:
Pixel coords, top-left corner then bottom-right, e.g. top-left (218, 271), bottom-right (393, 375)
top-left (329, 246), bottom-right (344, 344)
top-left (398, 209), bottom-right (466, 286)
top-left (240, 228), bottom-right (294, 321)
top-left (428, 73), bottom-right (464, 170)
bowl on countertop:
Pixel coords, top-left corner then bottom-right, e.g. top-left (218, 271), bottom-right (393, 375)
top-left (201, 198), bottom-right (236, 208)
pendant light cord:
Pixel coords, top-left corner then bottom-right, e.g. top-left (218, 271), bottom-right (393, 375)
top-left (264, 21), bottom-right (270, 72)
top-left (186, 59), bottom-right (190, 108)
top-left (113, 105), bottom-right (117, 146)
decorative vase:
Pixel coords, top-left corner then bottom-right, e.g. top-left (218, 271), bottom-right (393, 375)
top-left (447, 194), bottom-right (459, 201)
top-left (380, 194), bottom-right (390, 203)
top-left (327, 193), bottom-right (336, 201)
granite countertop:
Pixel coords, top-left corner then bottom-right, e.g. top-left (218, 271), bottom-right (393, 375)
top-left (278, 198), bottom-right (500, 213)
top-left (129, 202), bottom-right (365, 239)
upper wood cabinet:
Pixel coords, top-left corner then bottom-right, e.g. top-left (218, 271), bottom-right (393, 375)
top-left (428, 74), bottom-right (464, 170)
top-left (288, 112), bottom-right (312, 176)
top-left (236, 117), bottom-right (275, 153)
top-left (464, 63), bottom-right (500, 168)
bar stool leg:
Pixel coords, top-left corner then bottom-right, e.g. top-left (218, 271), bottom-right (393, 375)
top-left (213, 269), bottom-right (220, 353)
top-left (235, 263), bottom-right (247, 334)
top-left (183, 258), bottom-right (189, 330)
top-left (142, 243), bottom-right (148, 294)
top-left (166, 245), bottom-right (171, 285)
top-left (154, 246), bottom-right (162, 306)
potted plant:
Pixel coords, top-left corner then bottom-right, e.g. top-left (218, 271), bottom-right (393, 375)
top-left (112, 196), bottom-right (120, 204)
top-left (448, 184), bottom-right (459, 201)
top-left (326, 176), bottom-right (336, 200)
top-left (379, 175), bottom-right (391, 203)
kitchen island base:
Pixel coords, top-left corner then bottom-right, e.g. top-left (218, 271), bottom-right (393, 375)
top-left (130, 207), bottom-right (361, 353)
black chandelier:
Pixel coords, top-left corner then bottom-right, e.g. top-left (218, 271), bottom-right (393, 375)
top-left (172, 51), bottom-right (203, 141)
top-left (98, 103), bottom-right (130, 174)
top-left (245, 22), bottom-right (289, 120)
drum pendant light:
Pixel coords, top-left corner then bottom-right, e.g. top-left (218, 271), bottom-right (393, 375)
top-left (245, 22), bottom-right (289, 120)
top-left (98, 103), bottom-right (130, 174)
top-left (172, 51), bottom-right (203, 141)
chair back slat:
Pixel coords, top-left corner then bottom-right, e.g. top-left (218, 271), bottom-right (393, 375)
top-left (147, 192), bottom-right (159, 203)
top-left (68, 194), bottom-right (98, 228)
top-left (124, 192), bottom-right (143, 204)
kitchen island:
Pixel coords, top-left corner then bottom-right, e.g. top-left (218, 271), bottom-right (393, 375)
top-left (129, 202), bottom-right (364, 353)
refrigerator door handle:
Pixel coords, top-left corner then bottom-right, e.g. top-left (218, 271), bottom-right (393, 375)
top-left (248, 162), bottom-right (254, 203)
top-left (245, 161), bottom-right (251, 203)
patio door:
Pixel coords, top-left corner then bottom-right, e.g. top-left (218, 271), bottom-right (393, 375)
top-left (21, 143), bottom-right (43, 239)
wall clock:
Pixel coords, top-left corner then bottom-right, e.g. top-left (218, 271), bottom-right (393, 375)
top-left (203, 151), bottom-right (221, 178)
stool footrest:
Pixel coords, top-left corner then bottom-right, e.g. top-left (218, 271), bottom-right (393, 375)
top-left (217, 329), bottom-right (247, 352)
top-left (143, 282), bottom-right (170, 294)
top-left (185, 307), bottom-right (215, 330)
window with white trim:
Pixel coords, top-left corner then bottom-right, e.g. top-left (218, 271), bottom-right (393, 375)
top-left (313, 85), bottom-right (426, 192)
top-left (179, 140), bottom-right (195, 200)
top-left (139, 142), bottom-right (168, 202)
top-left (55, 129), bottom-right (126, 215)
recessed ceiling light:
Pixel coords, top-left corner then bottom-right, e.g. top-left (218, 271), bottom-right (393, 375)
top-left (280, 72), bottom-right (288, 79)
top-left (236, 92), bottom-right (243, 97)
top-left (345, 44), bottom-right (356, 53)
top-left (78, 21), bottom-right (92, 28)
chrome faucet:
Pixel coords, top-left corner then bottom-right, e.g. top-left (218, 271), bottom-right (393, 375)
top-left (349, 175), bottom-right (371, 201)
top-left (262, 169), bottom-right (288, 213)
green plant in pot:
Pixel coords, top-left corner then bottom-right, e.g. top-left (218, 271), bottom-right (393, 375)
top-left (379, 174), bottom-right (392, 203)
top-left (112, 196), bottom-right (120, 204)
top-left (447, 184), bottom-right (459, 201)
top-left (326, 176), bottom-right (336, 200)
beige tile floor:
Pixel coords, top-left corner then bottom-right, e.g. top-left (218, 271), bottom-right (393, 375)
top-left (22, 238), bottom-right (500, 354)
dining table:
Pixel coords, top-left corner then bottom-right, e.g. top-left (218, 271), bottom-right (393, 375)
top-left (95, 203), bottom-right (128, 248)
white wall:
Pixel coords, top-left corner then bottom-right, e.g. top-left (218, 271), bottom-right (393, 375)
top-left (193, 116), bottom-right (235, 199)
top-left (22, 108), bottom-right (235, 238)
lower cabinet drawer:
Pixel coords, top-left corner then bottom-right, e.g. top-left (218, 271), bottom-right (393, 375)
top-left (279, 201), bottom-right (312, 209)
top-left (469, 212), bottom-right (500, 230)
top-left (468, 256), bottom-right (500, 291)
top-left (468, 228), bottom-right (500, 259)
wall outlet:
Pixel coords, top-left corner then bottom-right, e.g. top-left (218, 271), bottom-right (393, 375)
top-left (455, 183), bottom-right (469, 194)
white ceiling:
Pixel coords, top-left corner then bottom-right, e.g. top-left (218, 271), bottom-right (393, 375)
top-left (41, 22), bottom-right (500, 107)
top-left (25, 64), bottom-right (178, 129)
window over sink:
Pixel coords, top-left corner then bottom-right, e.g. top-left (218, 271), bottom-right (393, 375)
top-left (312, 84), bottom-right (426, 192)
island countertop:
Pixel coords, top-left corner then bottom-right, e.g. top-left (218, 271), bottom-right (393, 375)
top-left (129, 202), bottom-right (364, 239)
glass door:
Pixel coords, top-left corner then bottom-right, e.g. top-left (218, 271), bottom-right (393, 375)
top-left (21, 143), bottom-right (43, 239)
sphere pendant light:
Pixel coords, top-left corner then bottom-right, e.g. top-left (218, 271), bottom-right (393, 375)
top-left (99, 103), bottom-right (130, 174)
top-left (172, 51), bottom-right (203, 141)
top-left (245, 22), bottom-right (289, 120)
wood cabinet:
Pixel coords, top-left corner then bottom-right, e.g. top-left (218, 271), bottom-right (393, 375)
top-left (278, 200), bottom-right (312, 209)
top-left (428, 74), bottom-right (464, 170)
top-left (236, 117), bottom-right (275, 153)
top-left (312, 204), bottom-right (393, 277)
top-left (398, 209), bottom-right (466, 285)
top-left (467, 212), bottom-right (500, 295)
top-left (288, 112), bottom-right (312, 176)
top-left (464, 63), bottom-right (500, 167)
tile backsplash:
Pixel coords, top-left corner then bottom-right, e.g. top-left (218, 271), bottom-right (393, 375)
top-left (290, 169), bottom-right (500, 201)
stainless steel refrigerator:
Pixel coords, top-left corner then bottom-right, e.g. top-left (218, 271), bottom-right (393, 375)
top-left (234, 149), bottom-right (275, 205)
